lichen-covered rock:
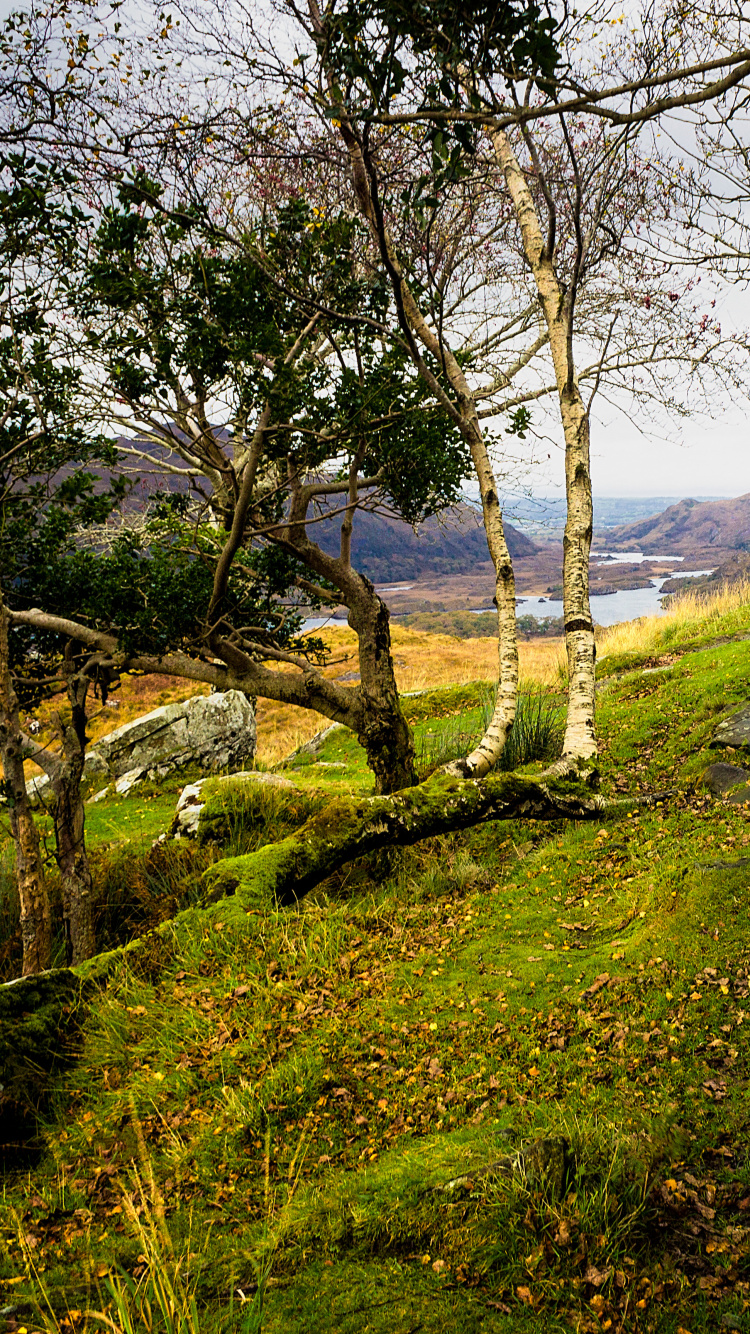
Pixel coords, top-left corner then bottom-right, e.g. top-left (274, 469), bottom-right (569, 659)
top-left (279, 722), bottom-right (343, 767)
top-left (171, 770), bottom-right (296, 839)
top-left (28, 691), bottom-right (256, 803)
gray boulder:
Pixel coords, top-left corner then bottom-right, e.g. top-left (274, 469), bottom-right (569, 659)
top-left (279, 722), bottom-right (343, 767)
top-left (28, 690), bottom-right (256, 804)
top-left (703, 761), bottom-right (750, 805)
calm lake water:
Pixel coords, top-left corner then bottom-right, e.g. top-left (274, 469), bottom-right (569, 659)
top-left (298, 555), bottom-right (714, 633)
top-left (479, 555), bottom-right (714, 628)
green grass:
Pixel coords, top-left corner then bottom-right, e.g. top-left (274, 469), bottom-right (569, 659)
top-left (4, 635), bottom-right (750, 1331)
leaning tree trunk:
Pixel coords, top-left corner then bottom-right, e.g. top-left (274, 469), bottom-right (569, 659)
top-left (330, 109), bottom-right (519, 775)
top-left (347, 577), bottom-right (416, 794)
top-left (0, 597), bottom-right (51, 975)
top-left (203, 763), bottom-right (614, 908)
top-left (492, 127), bottom-right (597, 761)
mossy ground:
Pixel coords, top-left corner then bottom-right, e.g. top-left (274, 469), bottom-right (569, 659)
top-left (2, 631), bottom-right (750, 1332)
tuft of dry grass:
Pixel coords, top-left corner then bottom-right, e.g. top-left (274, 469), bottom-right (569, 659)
top-left (598, 577), bottom-right (750, 663)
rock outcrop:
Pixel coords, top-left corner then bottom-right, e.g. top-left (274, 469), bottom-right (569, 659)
top-left (28, 691), bottom-right (256, 803)
top-left (711, 706), bottom-right (750, 752)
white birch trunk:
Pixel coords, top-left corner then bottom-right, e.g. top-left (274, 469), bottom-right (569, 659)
top-left (336, 125), bottom-right (518, 775)
top-left (491, 127), bottom-right (597, 760)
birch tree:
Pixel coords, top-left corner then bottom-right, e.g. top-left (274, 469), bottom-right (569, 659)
top-left (272, 0), bottom-right (750, 761)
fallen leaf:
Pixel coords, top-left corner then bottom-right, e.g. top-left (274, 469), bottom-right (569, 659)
top-left (581, 973), bottom-right (610, 999)
top-left (585, 1264), bottom-right (612, 1287)
top-left (702, 1078), bottom-right (727, 1100)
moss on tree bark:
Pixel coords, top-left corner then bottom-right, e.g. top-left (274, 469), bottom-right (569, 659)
top-left (202, 766), bottom-right (610, 907)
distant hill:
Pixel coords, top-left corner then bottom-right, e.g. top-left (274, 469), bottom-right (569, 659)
top-left (315, 503), bottom-right (537, 582)
top-left (603, 494), bottom-right (750, 554)
top-left (661, 551), bottom-right (750, 597)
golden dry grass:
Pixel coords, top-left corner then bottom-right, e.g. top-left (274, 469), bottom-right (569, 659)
top-left (598, 577), bottom-right (750, 662)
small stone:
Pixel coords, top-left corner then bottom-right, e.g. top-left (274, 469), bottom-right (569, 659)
top-left (171, 770), bottom-right (297, 840)
top-left (86, 787), bottom-right (110, 805)
top-left (115, 768), bottom-right (146, 796)
top-left (279, 722), bottom-right (343, 767)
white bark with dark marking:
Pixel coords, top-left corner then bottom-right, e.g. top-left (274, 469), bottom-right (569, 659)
top-left (491, 127), bottom-right (596, 760)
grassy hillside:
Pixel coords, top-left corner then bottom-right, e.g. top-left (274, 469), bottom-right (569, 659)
top-left (3, 595), bottom-right (750, 1332)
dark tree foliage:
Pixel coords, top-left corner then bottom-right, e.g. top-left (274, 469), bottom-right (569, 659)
top-left (0, 153), bottom-right (126, 699)
top-left (317, 0), bottom-right (560, 108)
top-left (77, 176), bottom-right (473, 651)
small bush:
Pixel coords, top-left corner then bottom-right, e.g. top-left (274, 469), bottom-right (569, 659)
top-left (92, 841), bottom-right (213, 950)
top-left (197, 780), bottom-right (327, 857)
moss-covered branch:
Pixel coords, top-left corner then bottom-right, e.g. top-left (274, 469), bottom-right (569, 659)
top-left (202, 766), bottom-right (615, 907)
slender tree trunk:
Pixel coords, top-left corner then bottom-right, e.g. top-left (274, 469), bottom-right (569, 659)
top-left (326, 106), bottom-right (519, 774)
top-left (51, 664), bottom-right (95, 965)
top-left (491, 127), bottom-right (597, 761)
top-left (0, 597), bottom-right (51, 975)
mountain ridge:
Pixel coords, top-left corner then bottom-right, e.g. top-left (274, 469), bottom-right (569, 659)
top-left (314, 502), bottom-right (538, 581)
top-left (601, 493), bottom-right (750, 554)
